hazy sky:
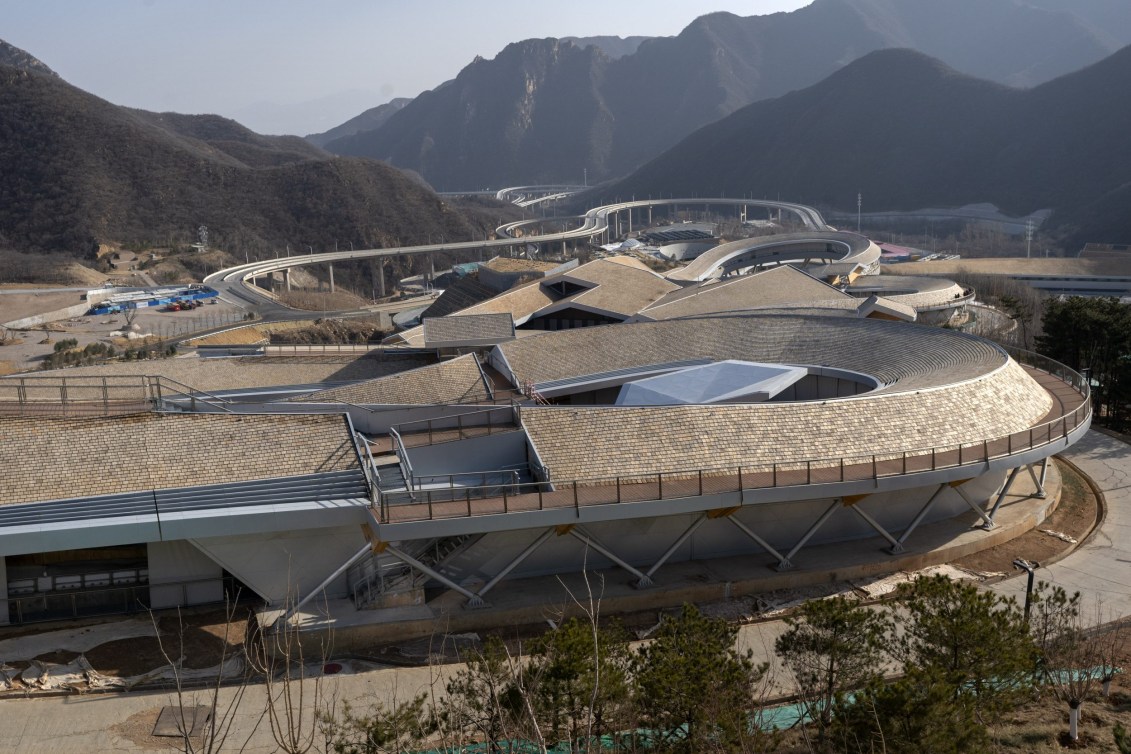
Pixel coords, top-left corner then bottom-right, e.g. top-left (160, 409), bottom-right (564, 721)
top-left (6, 1), bottom-right (811, 136)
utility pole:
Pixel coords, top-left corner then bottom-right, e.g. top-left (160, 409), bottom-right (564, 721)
top-left (857, 193), bottom-right (862, 232)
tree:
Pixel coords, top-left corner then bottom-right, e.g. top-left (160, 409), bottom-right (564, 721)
top-left (890, 575), bottom-right (1036, 727)
top-left (836, 667), bottom-right (986, 754)
top-left (321, 693), bottom-right (434, 754)
top-left (775, 596), bottom-right (889, 750)
top-left (1038, 296), bottom-right (1131, 430)
top-left (528, 616), bottom-right (632, 749)
top-left (246, 599), bottom-right (334, 754)
top-left (1031, 584), bottom-right (1123, 742)
top-left (440, 635), bottom-right (529, 751)
top-left (630, 604), bottom-right (771, 753)
top-left (151, 599), bottom-right (261, 754)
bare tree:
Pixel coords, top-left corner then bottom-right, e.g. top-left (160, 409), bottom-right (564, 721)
top-left (246, 594), bottom-right (335, 754)
top-left (151, 598), bottom-right (261, 754)
top-left (1031, 584), bottom-right (1114, 742)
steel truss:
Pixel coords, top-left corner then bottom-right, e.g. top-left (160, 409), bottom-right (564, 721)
top-left (308, 465), bottom-right (1052, 612)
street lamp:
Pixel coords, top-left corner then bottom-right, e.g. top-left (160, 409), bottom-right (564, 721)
top-left (1012, 559), bottom-right (1039, 621)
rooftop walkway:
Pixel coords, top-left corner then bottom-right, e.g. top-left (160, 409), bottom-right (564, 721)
top-left (370, 364), bottom-right (1086, 531)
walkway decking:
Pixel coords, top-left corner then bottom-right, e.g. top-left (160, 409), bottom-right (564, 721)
top-left (373, 365), bottom-right (1088, 526)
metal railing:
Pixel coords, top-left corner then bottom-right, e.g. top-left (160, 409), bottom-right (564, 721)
top-left (2, 576), bottom-right (241, 627)
top-left (7, 567), bottom-right (149, 596)
top-left (1007, 347), bottom-right (1091, 400)
top-left (391, 404), bottom-right (521, 449)
top-left (388, 427), bottom-right (415, 493)
top-left (374, 354), bottom-right (1090, 524)
top-left (355, 431), bottom-right (381, 502)
top-left (410, 468), bottom-right (523, 497)
top-left (0, 374), bottom-right (235, 417)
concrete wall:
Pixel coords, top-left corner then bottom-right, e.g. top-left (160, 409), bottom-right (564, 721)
top-left (191, 525), bottom-right (366, 605)
top-left (147, 540), bottom-right (224, 609)
top-left (3, 302), bottom-right (94, 330)
top-left (440, 471), bottom-right (1007, 583)
top-left (406, 430), bottom-right (528, 478)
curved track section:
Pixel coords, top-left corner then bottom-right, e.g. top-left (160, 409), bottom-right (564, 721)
top-left (205, 198), bottom-right (846, 311)
top-left (666, 231), bottom-right (880, 283)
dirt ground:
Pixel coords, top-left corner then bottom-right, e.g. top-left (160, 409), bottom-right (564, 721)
top-left (953, 460), bottom-right (1097, 575)
top-left (82, 608), bottom-right (251, 676)
top-left (771, 664), bottom-right (1131, 752)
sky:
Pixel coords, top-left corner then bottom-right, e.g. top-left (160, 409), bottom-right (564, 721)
top-left (5, 1), bottom-right (811, 136)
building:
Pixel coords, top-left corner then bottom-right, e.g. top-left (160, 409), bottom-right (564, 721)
top-left (0, 309), bottom-right (1088, 635)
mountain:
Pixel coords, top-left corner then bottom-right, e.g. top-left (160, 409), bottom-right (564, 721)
top-left (0, 40), bottom-right (57, 77)
top-left (560, 36), bottom-right (651, 59)
top-left (1022, 0), bottom-right (1131, 49)
top-left (595, 46), bottom-right (1131, 244)
top-left (326, 38), bottom-right (612, 190)
top-left (322, 0), bottom-right (1128, 189)
top-left (306, 97), bottom-right (411, 148)
top-left (0, 53), bottom-right (493, 255)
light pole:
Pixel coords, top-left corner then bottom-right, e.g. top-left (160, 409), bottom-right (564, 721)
top-left (1012, 559), bottom-right (1039, 621)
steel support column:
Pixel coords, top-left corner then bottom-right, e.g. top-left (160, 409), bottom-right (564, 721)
top-left (278, 543), bottom-right (371, 626)
top-left (472, 528), bottom-right (556, 604)
top-left (953, 482), bottom-right (997, 530)
top-left (895, 483), bottom-right (947, 552)
top-left (779, 500), bottom-right (841, 571)
top-left (1038, 456), bottom-right (1050, 488)
top-left (727, 515), bottom-right (789, 567)
top-left (848, 502), bottom-right (902, 553)
top-left (641, 513), bottom-right (708, 586)
top-left (986, 467), bottom-right (1022, 522)
top-left (1027, 461), bottom-right (1047, 498)
top-left (384, 543), bottom-right (482, 605)
top-left (568, 529), bottom-right (649, 585)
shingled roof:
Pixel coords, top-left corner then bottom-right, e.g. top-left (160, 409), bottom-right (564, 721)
top-left (293, 352), bottom-right (490, 406)
top-left (0, 413), bottom-right (359, 506)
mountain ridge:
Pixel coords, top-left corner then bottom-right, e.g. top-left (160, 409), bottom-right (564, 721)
top-left (0, 55), bottom-right (493, 255)
top-left (594, 45), bottom-right (1131, 244)
top-left (321, 0), bottom-right (1129, 189)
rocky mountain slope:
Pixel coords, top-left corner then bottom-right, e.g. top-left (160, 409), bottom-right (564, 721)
top-left (596, 46), bottom-right (1131, 245)
top-left (0, 42), bottom-right (497, 255)
top-left (323, 0), bottom-right (1129, 189)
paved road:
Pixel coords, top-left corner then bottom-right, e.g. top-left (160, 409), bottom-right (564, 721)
top-left (2, 430), bottom-right (1126, 751)
top-left (989, 430), bottom-right (1131, 619)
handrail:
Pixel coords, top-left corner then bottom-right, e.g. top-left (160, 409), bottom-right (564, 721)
top-left (375, 357), bottom-right (1091, 522)
top-left (411, 462), bottom-right (530, 489)
top-left (388, 426), bottom-right (415, 494)
top-left (354, 430), bottom-right (381, 504)
top-left (149, 376), bottom-right (235, 413)
top-left (390, 404), bottom-right (521, 448)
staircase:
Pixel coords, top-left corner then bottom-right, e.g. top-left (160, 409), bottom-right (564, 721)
top-left (348, 533), bottom-right (482, 610)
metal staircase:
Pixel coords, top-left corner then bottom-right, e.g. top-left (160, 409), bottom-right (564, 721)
top-left (348, 533), bottom-right (481, 610)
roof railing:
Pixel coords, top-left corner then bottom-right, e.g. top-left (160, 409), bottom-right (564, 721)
top-left (374, 356), bottom-right (1090, 524)
top-left (390, 403), bottom-right (522, 449)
